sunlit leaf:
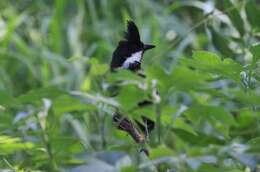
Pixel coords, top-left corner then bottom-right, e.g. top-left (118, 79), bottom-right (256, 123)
top-left (0, 135), bottom-right (34, 155)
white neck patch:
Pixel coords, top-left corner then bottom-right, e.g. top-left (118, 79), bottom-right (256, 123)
top-left (122, 51), bottom-right (143, 69)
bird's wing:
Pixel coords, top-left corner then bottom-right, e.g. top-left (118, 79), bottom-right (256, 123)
top-left (124, 21), bottom-right (140, 43)
top-left (110, 41), bottom-right (130, 70)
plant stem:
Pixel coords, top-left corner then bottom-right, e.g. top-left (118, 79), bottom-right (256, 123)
top-left (35, 112), bottom-right (57, 171)
top-left (100, 111), bottom-right (106, 149)
top-left (155, 103), bottom-right (161, 144)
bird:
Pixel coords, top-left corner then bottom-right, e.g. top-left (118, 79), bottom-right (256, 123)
top-left (110, 20), bottom-right (156, 155)
top-left (110, 20), bottom-right (155, 72)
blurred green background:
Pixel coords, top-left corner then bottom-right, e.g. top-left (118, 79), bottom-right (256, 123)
top-left (0, 0), bottom-right (260, 171)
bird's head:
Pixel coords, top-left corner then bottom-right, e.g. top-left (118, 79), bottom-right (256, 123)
top-left (124, 21), bottom-right (155, 55)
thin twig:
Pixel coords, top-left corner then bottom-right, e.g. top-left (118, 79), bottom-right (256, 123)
top-left (155, 103), bottom-right (161, 144)
top-left (34, 110), bottom-right (57, 171)
top-left (99, 111), bottom-right (107, 149)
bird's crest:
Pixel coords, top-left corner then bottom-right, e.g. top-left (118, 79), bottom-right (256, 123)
top-left (124, 20), bottom-right (141, 43)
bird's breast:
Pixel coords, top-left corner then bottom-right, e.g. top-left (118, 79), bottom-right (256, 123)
top-left (122, 51), bottom-right (143, 69)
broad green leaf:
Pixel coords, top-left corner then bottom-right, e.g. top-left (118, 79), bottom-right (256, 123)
top-left (172, 128), bottom-right (225, 146)
top-left (70, 91), bottom-right (119, 107)
top-left (173, 118), bottom-right (197, 136)
top-left (131, 104), bottom-right (155, 120)
top-left (250, 43), bottom-right (260, 63)
top-left (17, 87), bottom-right (66, 104)
top-left (149, 145), bottom-right (175, 160)
top-left (0, 135), bottom-right (34, 155)
top-left (53, 95), bottom-right (95, 115)
top-left (107, 69), bottom-right (143, 83)
top-left (116, 85), bottom-right (147, 111)
top-left (185, 105), bottom-right (236, 126)
top-left (245, 0), bottom-right (260, 31)
top-left (235, 108), bottom-right (259, 128)
top-left (170, 66), bottom-right (209, 90)
top-left (50, 136), bottom-right (84, 158)
top-left (183, 51), bottom-right (243, 82)
top-left (146, 64), bottom-right (170, 95)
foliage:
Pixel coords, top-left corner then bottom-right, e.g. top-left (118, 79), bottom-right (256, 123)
top-left (0, 0), bottom-right (259, 171)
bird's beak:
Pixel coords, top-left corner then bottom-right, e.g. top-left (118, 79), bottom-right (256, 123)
top-left (144, 44), bottom-right (155, 51)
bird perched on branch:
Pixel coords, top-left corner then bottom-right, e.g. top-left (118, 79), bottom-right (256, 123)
top-left (110, 20), bottom-right (156, 155)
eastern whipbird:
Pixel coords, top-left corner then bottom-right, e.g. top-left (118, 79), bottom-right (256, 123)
top-left (110, 20), bottom-right (156, 156)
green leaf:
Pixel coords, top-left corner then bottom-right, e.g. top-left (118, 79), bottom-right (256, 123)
top-left (53, 95), bottom-right (95, 115)
top-left (17, 87), bottom-right (66, 104)
top-left (170, 66), bottom-right (209, 90)
top-left (107, 69), bottom-right (143, 83)
top-left (116, 85), bottom-right (147, 111)
top-left (0, 91), bottom-right (17, 107)
top-left (245, 0), bottom-right (260, 31)
top-left (0, 135), bottom-right (34, 155)
top-left (223, 0), bottom-right (245, 36)
top-left (120, 166), bottom-right (137, 172)
top-left (232, 89), bottom-right (260, 106)
top-left (185, 104), bottom-right (235, 138)
top-left (192, 51), bottom-right (222, 65)
top-left (173, 118), bottom-right (197, 136)
top-left (250, 43), bottom-right (260, 63)
top-left (149, 145), bottom-right (175, 160)
top-left (131, 104), bottom-right (155, 120)
top-left (235, 108), bottom-right (259, 128)
top-left (183, 51), bottom-right (243, 82)
top-left (172, 128), bottom-right (225, 146)
top-left (248, 137), bottom-right (260, 152)
top-left (89, 58), bottom-right (109, 75)
top-left (49, 0), bottom-right (67, 53)
top-left (210, 28), bottom-right (234, 58)
top-left (185, 104), bottom-right (236, 126)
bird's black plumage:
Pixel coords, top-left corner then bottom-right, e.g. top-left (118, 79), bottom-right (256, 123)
top-left (124, 21), bottom-right (141, 44)
top-left (110, 21), bottom-right (155, 71)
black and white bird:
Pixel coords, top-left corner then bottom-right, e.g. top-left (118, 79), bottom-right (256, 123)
top-left (110, 21), bottom-right (155, 72)
top-left (110, 21), bottom-right (156, 156)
